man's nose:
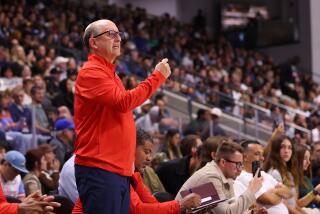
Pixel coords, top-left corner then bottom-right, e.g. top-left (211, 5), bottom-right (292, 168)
top-left (114, 34), bottom-right (121, 42)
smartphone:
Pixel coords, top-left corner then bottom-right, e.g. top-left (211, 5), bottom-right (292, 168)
top-left (252, 160), bottom-right (261, 177)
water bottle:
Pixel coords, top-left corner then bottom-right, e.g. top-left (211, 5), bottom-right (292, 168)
top-left (20, 117), bottom-right (29, 133)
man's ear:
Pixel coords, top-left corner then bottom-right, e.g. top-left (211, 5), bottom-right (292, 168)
top-left (210, 152), bottom-right (216, 161)
top-left (243, 153), bottom-right (249, 163)
top-left (89, 37), bottom-right (97, 50)
top-left (219, 159), bottom-right (225, 167)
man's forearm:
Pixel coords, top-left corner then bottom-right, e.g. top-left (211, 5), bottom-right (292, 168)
top-left (257, 190), bottom-right (282, 205)
top-left (274, 186), bottom-right (293, 199)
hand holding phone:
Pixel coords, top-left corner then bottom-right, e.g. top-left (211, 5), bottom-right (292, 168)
top-left (252, 160), bottom-right (261, 177)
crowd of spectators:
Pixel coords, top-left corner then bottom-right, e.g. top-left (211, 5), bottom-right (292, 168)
top-left (1, 0), bottom-right (320, 144)
top-left (1, 0), bottom-right (320, 213)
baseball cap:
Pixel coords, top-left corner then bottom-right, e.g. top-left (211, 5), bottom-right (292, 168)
top-left (4, 151), bottom-right (29, 173)
top-left (54, 118), bottom-right (75, 131)
top-left (53, 56), bottom-right (69, 66)
top-left (211, 107), bottom-right (222, 117)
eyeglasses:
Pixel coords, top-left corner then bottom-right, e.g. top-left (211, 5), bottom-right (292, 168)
top-left (93, 29), bottom-right (124, 39)
top-left (224, 159), bottom-right (243, 170)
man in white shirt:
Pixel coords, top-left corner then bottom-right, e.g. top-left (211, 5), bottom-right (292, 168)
top-left (234, 140), bottom-right (292, 214)
top-left (58, 155), bottom-right (77, 203)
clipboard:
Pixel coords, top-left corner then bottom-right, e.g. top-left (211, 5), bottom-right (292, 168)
top-left (189, 198), bottom-right (228, 213)
top-left (180, 182), bottom-right (226, 213)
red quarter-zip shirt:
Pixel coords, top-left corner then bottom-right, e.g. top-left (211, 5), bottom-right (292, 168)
top-left (0, 182), bottom-right (18, 214)
top-left (74, 54), bottom-right (166, 176)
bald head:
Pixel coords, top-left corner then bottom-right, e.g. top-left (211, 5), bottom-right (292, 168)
top-left (83, 19), bottom-right (116, 50)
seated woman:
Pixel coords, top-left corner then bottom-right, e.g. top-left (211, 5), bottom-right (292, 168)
top-left (263, 135), bottom-right (306, 214)
top-left (295, 144), bottom-right (320, 213)
top-left (23, 149), bottom-right (47, 195)
top-left (161, 129), bottom-right (182, 160)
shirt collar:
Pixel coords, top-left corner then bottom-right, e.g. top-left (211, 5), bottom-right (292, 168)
top-left (209, 160), bottom-right (229, 184)
top-left (88, 54), bottom-right (116, 72)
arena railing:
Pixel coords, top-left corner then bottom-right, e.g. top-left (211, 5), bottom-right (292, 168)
top-left (160, 87), bottom-right (312, 144)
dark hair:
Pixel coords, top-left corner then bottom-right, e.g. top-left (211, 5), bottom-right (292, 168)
top-left (30, 86), bottom-right (43, 96)
top-left (263, 135), bottom-right (299, 187)
top-left (196, 109), bottom-right (206, 120)
top-left (25, 149), bottom-right (45, 171)
top-left (38, 144), bottom-right (53, 154)
top-left (240, 140), bottom-right (261, 152)
top-left (165, 129), bottom-right (180, 140)
top-left (295, 144), bottom-right (311, 187)
top-left (154, 93), bottom-right (165, 104)
top-left (180, 135), bottom-right (201, 156)
top-left (136, 128), bottom-right (153, 147)
top-left (125, 74), bottom-right (137, 90)
top-left (200, 136), bottom-right (228, 167)
top-left (46, 106), bottom-right (59, 115)
top-left (163, 129), bottom-right (181, 160)
top-left (215, 141), bottom-right (243, 162)
top-left (0, 140), bottom-right (8, 151)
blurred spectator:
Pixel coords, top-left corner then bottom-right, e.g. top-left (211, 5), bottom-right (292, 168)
top-left (0, 151), bottom-right (28, 200)
top-left (156, 135), bottom-right (202, 196)
top-left (134, 99), bottom-right (152, 120)
top-left (199, 136), bottom-right (227, 167)
top-left (311, 142), bottom-right (320, 187)
top-left (38, 144), bottom-right (60, 195)
top-left (125, 74), bottom-right (138, 90)
top-left (184, 107), bottom-right (226, 140)
top-left (58, 106), bottom-right (73, 121)
top-left (50, 118), bottom-right (74, 164)
top-left (136, 105), bottom-right (161, 135)
top-left (22, 78), bottom-right (33, 105)
top-left (8, 86), bottom-right (32, 132)
top-left (295, 144), bottom-right (320, 210)
top-left (161, 129), bottom-right (182, 160)
top-left (0, 140), bottom-right (8, 162)
top-left (192, 9), bottom-right (206, 32)
top-left (58, 154), bottom-right (77, 203)
top-left (184, 108), bottom-right (211, 138)
top-left (208, 107), bottom-right (226, 137)
top-left (151, 152), bottom-right (169, 171)
top-left (23, 149), bottom-right (47, 195)
top-left (52, 78), bottom-right (75, 114)
top-left (29, 86), bottom-right (51, 135)
top-left (154, 93), bottom-right (171, 118)
top-left (0, 91), bottom-right (18, 131)
top-left (46, 106), bottom-right (59, 130)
